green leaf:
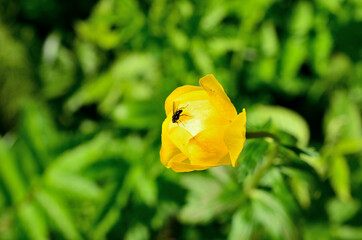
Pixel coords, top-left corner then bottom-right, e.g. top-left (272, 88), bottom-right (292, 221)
top-left (65, 72), bottom-right (114, 112)
top-left (179, 174), bottom-right (223, 224)
top-left (167, 28), bottom-right (189, 51)
top-left (281, 167), bottom-right (314, 208)
top-left (191, 38), bottom-right (214, 75)
top-left (109, 53), bottom-right (159, 84)
top-left (44, 171), bottom-right (100, 200)
top-left (90, 171), bottom-right (133, 239)
top-left (334, 138), bottom-right (362, 155)
top-left (278, 145), bottom-right (321, 175)
top-left (238, 139), bottom-right (269, 181)
top-left (258, 168), bottom-right (299, 215)
top-left (303, 223), bottom-right (331, 240)
top-left (112, 100), bottom-right (163, 129)
top-left (40, 32), bottom-right (76, 98)
top-left (132, 167), bottom-right (157, 206)
top-left (124, 223), bottom-right (149, 240)
top-left (179, 171), bottom-right (241, 224)
top-left (324, 91), bottom-right (362, 143)
top-left (256, 57), bottom-right (277, 83)
top-left (48, 133), bottom-right (112, 172)
top-left (329, 155), bottom-right (351, 201)
top-left (280, 38), bottom-right (308, 93)
top-left (248, 105), bottom-right (310, 146)
top-left (251, 190), bottom-right (296, 240)
top-left (325, 54), bottom-right (352, 84)
top-left (91, 207), bottom-right (122, 240)
top-left (332, 226), bottom-right (362, 240)
top-left (17, 201), bottom-right (48, 240)
top-left (260, 21), bottom-right (279, 57)
top-left (12, 139), bottom-right (40, 181)
top-left (0, 138), bottom-right (27, 203)
top-left (289, 1), bottom-right (313, 36)
top-left (280, 144), bottom-right (325, 177)
top-left (311, 26), bottom-right (333, 75)
top-left (36, 188), bottom-right (82, 240)
top-left (20, 101), bottom-right (58, 167)
top-left (281, 145), bottom-right (319, 158)
top-left (200, 6), bottom-right (227, 31)
top-left (0, 22), bottom-right (34, 127)
top-left (326, 198), bottom-right (360, 224)
top-left (228, 206), bottom-right (254, 240)
top-left (75, 0), bottom-right (145, 49)
top-left (316, 0), bottom-right (342, 13)
top-left (151, 202), bottom-right (178, 230)
top-left (75, 41), bottom-right (100, 77)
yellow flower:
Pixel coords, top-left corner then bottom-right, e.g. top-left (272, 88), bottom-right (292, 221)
top-left (160, 74), bottom-right (246, 172)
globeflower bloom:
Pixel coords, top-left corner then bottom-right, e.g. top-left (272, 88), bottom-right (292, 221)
top-left (160, 74), bottom-right (246, 172)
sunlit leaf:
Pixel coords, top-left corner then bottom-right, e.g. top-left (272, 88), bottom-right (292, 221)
top-left (179, 171), bottom-right (241, 224)
top-left (329, 155), bottom-right (351, 201)
top-left (260, 21), bottom-right (279, 57)
top-left (289, 1), bottom-right (313, 36)
top-left (248, 105), bottom-right (310, 146)
top-left (179, 174), bottom-right (223, 224)
top-left (327, 198), bottom-right (360, 224)
top-left (324, 91), bottom-right (362, 143)
top-left (124, 223), bottom-right (149, 240)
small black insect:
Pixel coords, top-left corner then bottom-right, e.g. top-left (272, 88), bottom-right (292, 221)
top-left (172, 102), bottom-right (187, 124)
top-left (172, 110), bottom-right (183, 123)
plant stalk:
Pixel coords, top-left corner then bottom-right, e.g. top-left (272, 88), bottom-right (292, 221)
top-left (246, 131), bottom-right (280, 143)
top-left (243, 131), bottom-right (279, 195)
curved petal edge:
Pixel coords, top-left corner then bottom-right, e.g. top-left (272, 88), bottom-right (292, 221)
top-left (224, 109), bottom-right (247, 167)
top-left (199, 74), bottom-right (237, 121)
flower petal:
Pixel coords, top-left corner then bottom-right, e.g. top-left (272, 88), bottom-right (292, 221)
top-left (165, 85), bottom-right (204, 115)
top-left (188, 128), bottom-right (229, 166)
top-left (167, 152), bottom-right (188, 168)
top-left (160, 115), bottom-right (181, 167)
top-left (170, 161), bottom-right (214, 172)
top-left (179, 99), bottom-right (228, 137)
top-left (224, 109), bottom-right (247, 167)
top-left (168, 123), bottom-right (193, 158)
top-left (199, 74), bottom-right (237, 121)
top-left (169, 153), bottom-right (231, 172)
top-left (217, 154), bottom-right (232, 166)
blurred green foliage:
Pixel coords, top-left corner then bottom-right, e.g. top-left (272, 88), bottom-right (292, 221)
top-left (0, 0), bottom-right (362, 239)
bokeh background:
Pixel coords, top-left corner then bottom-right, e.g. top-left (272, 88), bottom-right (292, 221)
top-left (0, 0), bottom-right (362, 239)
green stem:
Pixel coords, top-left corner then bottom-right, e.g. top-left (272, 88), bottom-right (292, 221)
top-left (243, 131), bottom-right (279, 195)
top-left (246, 131), bottom-right (280, 143)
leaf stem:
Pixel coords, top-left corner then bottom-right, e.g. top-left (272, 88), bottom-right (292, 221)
top-left (246, 131), bottom-right (280, 143)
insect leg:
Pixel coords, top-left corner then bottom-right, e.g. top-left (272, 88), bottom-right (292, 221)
top-left (178, 104), bottom-right (189, 110)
